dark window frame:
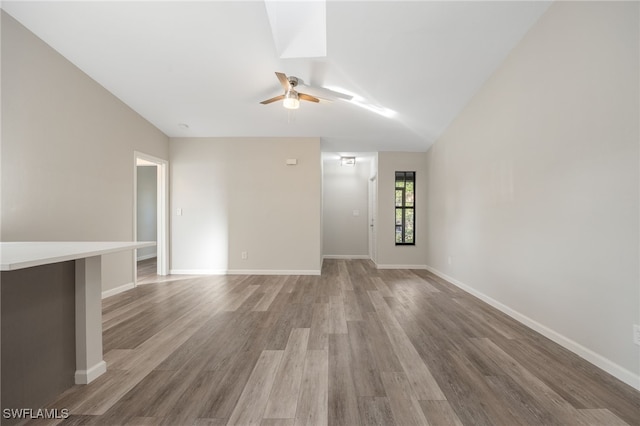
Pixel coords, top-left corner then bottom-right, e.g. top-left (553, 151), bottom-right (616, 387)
top-left (395, 171), bottom-right (415, 245)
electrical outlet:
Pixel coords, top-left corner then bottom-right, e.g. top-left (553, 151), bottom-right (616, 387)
top-left (633, 324), bottom-right (640, 346)
top-left (241, 251), bottom-right (248, 260)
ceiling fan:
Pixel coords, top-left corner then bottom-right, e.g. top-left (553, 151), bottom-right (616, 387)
top-left (260, 72), bottom-right (319, 110)
top-left (260, 72), bottom-right (353, 110)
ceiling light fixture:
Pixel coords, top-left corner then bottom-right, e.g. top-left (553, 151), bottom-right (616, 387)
top-left (283, 89), bottom-right (300, 110)
top-left (340, 156), bottom-right (356, 166)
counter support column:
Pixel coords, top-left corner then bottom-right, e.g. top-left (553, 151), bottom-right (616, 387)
top-left (74, 255), bottom-right (106, 384)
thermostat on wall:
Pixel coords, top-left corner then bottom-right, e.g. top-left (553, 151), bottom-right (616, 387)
top-left (286, 159), bottom-right (298, 165)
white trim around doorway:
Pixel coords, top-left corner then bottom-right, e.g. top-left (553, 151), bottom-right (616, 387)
top-left (134, 151), bottom-right (169, 284)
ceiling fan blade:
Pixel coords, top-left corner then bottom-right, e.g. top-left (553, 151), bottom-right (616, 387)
top-left (275, 72), bottom-right (291, 91)
top-left (299, 93), bottom-right (320, 103)
top-left (260, 94), bottom-right (285, 105)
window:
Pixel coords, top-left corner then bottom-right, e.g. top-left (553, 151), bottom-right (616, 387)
top-left (395, 171), bottom-right (415, 245)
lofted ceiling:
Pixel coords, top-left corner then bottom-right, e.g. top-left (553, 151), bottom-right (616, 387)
top-left (1, 1), bottom-right (551, 152)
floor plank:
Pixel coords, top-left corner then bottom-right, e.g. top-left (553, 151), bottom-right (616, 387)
top-left (294, 350), bottom-right (328, 426)
top-left (419, 400), bottom-right (464, 426)
top-left (226, 350), bottom-right (283, 426)
top-left (307, 303), bottom-right (329, 350)
top-left (357, 396), bottom-right (396, 426)
top-left (368, 290), bottom-right (446, 401)
top-left (328, 333), bottom-right (361, 426)
top-left (263, 328), bottom-right (310, 419)
top-left (381, 372), bottom-right (430, 426)
top-left (346, 320), bottom-right (385, 397)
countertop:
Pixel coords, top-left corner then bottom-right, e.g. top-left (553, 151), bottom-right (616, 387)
top-left (0, 241), bottom-right (156, 271)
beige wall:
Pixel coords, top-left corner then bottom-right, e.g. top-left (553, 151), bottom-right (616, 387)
top-left (424, 1), bottom-right (639, 385)
top-left (1, 12), bottom-right (170, 291)
top-left (322, 155), bottom-right (371, 258)
top-left (376, 152), bottom-right (428, 268)
top-left (170, 137), bottom-right (322, 274)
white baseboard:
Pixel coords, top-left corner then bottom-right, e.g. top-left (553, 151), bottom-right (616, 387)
top-left (323, 255), bottom-right (371, 260)
top-left (228, 269), bottom-right (321, 276)
top-left (425, 265), bottom-right (640, 391)
top-left (136, 253), bottom-right (157, 261)
top-left (102, 282), bottom-right (135, 299)
top-left (376, 264), bottom-right (428, 270)
top-left (170, 269), bottom-right (228, 275)
top-left (170, 269), bottom-right (322, 276)
top-left (74, 360), bottom-right (107, 384)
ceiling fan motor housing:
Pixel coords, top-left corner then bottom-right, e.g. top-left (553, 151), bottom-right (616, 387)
top-left (288, 76), bottom-right (299, 88)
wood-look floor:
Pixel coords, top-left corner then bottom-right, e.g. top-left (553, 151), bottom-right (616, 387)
top-left (136, 258), bottom-right (160, 285)
top-left (30, 260), bottom-right (639, 425)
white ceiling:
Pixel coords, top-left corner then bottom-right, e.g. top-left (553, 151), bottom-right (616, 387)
top-left (2, 1), bottom-right (551, 152)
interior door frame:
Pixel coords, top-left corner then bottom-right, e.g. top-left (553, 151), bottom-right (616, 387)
top-left (368, 173), bottom-right (378, 264)
top-left (133, 151), bottom-right (169, 283)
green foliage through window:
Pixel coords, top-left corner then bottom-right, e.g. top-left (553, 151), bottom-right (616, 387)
top-left (395, 171), bottom-right (415, 245)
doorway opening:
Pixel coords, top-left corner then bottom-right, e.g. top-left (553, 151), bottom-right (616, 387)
top-left (134, 152), bottom-right (169, 285)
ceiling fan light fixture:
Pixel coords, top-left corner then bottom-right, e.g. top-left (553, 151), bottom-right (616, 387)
top-left (283, 89), bottom-right (300, 109)
top-left (340, 156), bottom-right (356, 166)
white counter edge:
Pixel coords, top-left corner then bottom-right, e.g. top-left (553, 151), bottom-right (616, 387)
top-left (0, 241), bottom-right (156, 271)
